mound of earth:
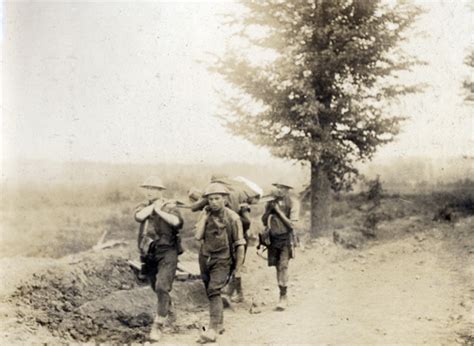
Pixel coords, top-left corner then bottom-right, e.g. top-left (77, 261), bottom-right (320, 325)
top-left (4, 244), bottom-right (207, 343)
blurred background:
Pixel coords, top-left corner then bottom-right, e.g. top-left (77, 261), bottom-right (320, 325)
top-left (0, 0), bottom-right (472, 258)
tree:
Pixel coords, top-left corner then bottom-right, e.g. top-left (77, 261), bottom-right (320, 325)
top-left (213, 0), bottom-right (423, 237)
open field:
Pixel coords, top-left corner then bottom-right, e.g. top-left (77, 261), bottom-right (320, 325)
top-left (1, 168), bottom-right (472, 258)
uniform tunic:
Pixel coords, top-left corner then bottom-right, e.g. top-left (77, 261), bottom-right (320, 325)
top-left (262, 195), bottom-right (299, 267)
top-left (199, 207), bottom-right (246, 298)
top-left (134, 199), bottom-right (183, 251)
top-left (190, 181), bottom-right (254, 236)
top-left (134, 199), bottom-right (183, 299)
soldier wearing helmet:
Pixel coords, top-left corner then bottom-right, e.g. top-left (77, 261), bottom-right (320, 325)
top-left (261, 180), bottom-right (300, 311)
top-left (189, 174), bottom-right (261, 304)
top-left (133, 176), bottom-right (184, 342)
top-left (197, 183), bottom-right (246, 343)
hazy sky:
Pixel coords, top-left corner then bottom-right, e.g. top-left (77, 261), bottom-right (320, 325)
top-left (1, 0), bottom-right (473, 165)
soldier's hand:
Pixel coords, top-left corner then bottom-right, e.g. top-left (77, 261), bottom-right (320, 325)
top-left (273, 203), bottom-right (281, 212)
top-left (153, 199), bottom-right (164, 211)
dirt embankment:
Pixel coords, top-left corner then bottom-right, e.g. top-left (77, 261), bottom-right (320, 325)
top-left (1, 244), bottom-right (212, 343)
top-left (1, 214), bottom-right (473, 344)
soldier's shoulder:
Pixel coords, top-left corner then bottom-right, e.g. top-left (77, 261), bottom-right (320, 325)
top-left (224, 207), bottom-right (240, 221)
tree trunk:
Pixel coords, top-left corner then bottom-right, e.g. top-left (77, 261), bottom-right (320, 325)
top-left (310, 162), bottom-right (331, 238)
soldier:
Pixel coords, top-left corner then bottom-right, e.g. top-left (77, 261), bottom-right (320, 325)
top-left (189, 174), bottom-right (260, 303)
top-left (133, 176), bottom-right (184, 342)
top-left (197, 183), bottom-right (246, 343)
top-left (261, 181), bottom-right (300, 311)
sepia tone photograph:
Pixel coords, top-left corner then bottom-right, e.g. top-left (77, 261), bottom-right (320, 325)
top-left (1, 0), bottom-right (473, 344)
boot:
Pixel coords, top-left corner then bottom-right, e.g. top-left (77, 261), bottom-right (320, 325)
top-left (149, 315), bottom-right (166, 342)
top-left (230, 277), bottom-right (244, 303)
top-left (198, 327), bottom-right (217, 343)
top-left (276, 285), bottom-right (288, 311)
top-left (197, 295), bottom-right (222, 343)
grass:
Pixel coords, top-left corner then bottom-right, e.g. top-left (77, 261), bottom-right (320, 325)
top-left (1, 177), bottom-right (472, 258)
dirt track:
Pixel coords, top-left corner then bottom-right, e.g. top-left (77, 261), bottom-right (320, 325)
top-left (165, 217), bottom-right (473, 345)
top-left (1, 216), bottom-right (473, 344)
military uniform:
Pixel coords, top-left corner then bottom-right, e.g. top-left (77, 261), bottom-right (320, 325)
top-left (199, 207), bottom-right (246, 331)
top-left (262, 191), bottom-right (299, 310)
top-left (134, 199), bottom-right (183, 318)
top-left (191, 177), bottom-right (259, 304)
top-left (191, 176), bottom-right (258, 238)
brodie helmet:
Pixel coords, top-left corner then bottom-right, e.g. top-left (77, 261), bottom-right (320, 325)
top-left (140, 176), bottom-right (166, 190)
top-left (203, 183), bottom-right (230, 197)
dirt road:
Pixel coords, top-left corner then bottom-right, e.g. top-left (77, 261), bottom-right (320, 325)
top-left (1, 217), bottom-right (472, 344)
top-left (159, 217), bottom-right (473, 345)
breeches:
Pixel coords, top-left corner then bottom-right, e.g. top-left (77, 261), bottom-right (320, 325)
top-left (146, 247), bottom-right (178, 316)
top-left (267, 244), bottom-right (291, 269)
top-left (199, 254), bottom-right (232, 298)
top-left (268, 245), bottom-right (290, 287)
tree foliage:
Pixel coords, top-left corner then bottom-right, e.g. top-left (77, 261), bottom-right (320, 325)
top-left (213, 0), bottom-right (423, 190)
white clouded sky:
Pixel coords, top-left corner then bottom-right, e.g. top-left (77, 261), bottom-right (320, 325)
top-left (1, 0), bottom-right (473, 166)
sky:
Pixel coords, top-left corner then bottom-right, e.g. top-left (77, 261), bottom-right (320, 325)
top-left (1, 0), bottom-right (473, 166)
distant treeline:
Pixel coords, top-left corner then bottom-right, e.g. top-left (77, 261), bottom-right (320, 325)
top-left (1, 156), bottom-right (472, 200)
top-left (0, 159), bottom-right (308, 209)
top-left (357, 156), bottom-right (473, 194)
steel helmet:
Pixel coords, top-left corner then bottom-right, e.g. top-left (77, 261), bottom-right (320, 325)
top-left (203, 183), bottom-right (230, 197)
top-left (140, 176), bottom-right (166, 190)
top-left (260, 188), bottom-right (285, 202)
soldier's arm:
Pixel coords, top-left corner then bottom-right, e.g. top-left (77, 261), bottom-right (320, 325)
top-left (155, 203), bottom-right (183, 228)
top-left (135, 203), bottom-right (154, 222)
top-left (234, 245), bottom-right (245, 278)
top-left (273, 204), bottom-right (294, 230)
top-left (230, 214), bottom-right (246, 277)
top-left (190, 198), bottom-right (208, 212)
